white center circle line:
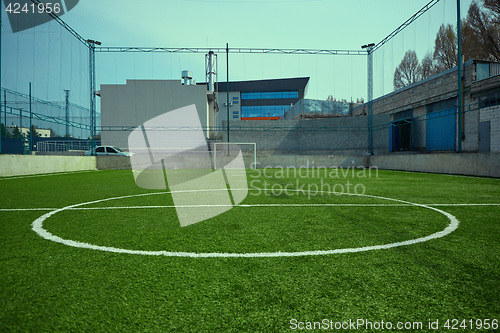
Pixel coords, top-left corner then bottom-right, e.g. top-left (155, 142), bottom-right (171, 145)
top-left (31, 189), bottom-right (460, 258)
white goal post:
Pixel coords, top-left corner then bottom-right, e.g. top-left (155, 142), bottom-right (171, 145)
top-left (213, 142), bottom-right (257, 170)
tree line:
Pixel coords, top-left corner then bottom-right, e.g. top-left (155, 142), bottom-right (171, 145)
top-left (393, 0), bottom-right (499, 90)
top-left (1, 124), bottom-right (43, 138)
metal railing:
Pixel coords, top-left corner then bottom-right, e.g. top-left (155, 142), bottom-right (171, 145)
top-left (35, 140), bottom-right (92, 152)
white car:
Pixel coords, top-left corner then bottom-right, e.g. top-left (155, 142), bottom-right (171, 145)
top-left (84, 146), bottom-right (132, 156)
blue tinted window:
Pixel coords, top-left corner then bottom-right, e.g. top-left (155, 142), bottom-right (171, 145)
top-left (393, 110), bottom-right (412, 121)
top-left (233, 115), bottom-right (239, 118)
top-left (241, 91), bottom-right (299, 100)
top-left (233, 101), bottom-right (239, 104)
top-left (233, 96), bottom-right (239, 100)
top-left (427, 98), bottom-right (456, 113)
top-left (233, 111), bottom-right (239, 114)
top-left (241, 105), bottom-right (291, 118)
top-left (479, 90), bottom-right (500, 108)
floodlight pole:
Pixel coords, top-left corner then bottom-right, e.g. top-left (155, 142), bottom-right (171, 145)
top-left (29, 82), bottom-right (32, 155)
top-left (457, 0), bottom-right (463, 153)
top-left (3, 90), bottom-right (6, 138)
top-left (226, 43), bottom-right (230, 144)
top-left (362, 43), bottom-right (375, 155)
top-left (87, 39), bottom-right (101, 155)
top-left (0, 17), bottom-right (2, 154)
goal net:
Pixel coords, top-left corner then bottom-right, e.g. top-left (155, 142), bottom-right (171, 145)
top-left (212, 142), bottom-right (257, 170)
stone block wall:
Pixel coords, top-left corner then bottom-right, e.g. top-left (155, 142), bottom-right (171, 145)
top-left (222, 114), bottom-right (390, 155)
top-left (480, 105), bottom-right (500, 152)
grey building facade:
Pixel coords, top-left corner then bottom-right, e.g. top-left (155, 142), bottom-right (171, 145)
top-left (99, 79), bottom-right (217, 148)
top-left (353, 59), bottom-right (500, 153)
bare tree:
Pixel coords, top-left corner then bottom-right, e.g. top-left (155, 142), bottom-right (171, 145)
top-left (393, 0), bottom-right (500, 90)
top-left (421, 51), bottom-right (438, 79)
top-left (484, 0), bottom-right (500, 23)
top-left (432, 1), bottom-right (500, 68)
top-left (393, 50), bottom-right (422, 90)
top-left (463, 0), bottom-right (500, 62)
top-left (433, 24), bottom-right (457, 72)
top-left (462, 19), bottom-right (487, 62)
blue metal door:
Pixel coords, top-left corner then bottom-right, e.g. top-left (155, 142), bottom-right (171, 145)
top-left (426, 108), bottom-right (456, 151)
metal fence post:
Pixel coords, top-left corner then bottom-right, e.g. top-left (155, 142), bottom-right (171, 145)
top-left (366, 45), bottom-right (374, 155)
top-left (226, 43), bottom-right (230, 144)
top-left (457, 0), bottom-right (463, 153)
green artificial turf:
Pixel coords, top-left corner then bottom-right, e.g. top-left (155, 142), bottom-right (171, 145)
top-left (0, 169), bottom-right (499, 332)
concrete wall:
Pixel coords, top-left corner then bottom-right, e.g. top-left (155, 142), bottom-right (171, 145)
top-left (95, 156), bottom-right (131, 170)
top-left (257, 152), bottom-right (499, 178)
top-left (222, 114), bottom-right (390, 155)
top-left (2, 152), bottom-right (496, 178)
top-left (0, 155), bottom-right (96, 177)
top-left (369, 153), bottom-right (500, 178)
top-left (254, 152), bottom-right (499, 177)
top-left (100, 80), bottom-right (212, 149)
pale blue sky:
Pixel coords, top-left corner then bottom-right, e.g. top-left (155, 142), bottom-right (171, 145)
top-left (2, 0), bottom-right (472, 105)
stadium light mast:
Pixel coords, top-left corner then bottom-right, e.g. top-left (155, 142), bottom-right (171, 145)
top-left (362, 43), bottom-right (375, 155)
top-left (87, 39), bottom-right (101, 156)
top-left (29, 82), bottom-right (32, 155)
top-left (0, 17), bottom-right (2, 154)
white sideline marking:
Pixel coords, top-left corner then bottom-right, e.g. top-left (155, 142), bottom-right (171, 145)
top-left (31, 189), bottom-right (464, 258)
top-left (0, 170), bottom-right (99, 181)
top-left (0, 208), bottom-right (57, 211)
top-left (425, 203), bottom-right (500, 206)
top-left (3, 202), bottom-right (499, 212)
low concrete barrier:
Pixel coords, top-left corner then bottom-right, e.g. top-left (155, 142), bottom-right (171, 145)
top-left (14, 152), bottom-right (494, 178)
top-left (0, 155), bottom-right (96, 177)
top-left (369, 152), bottom-right (500, 178)
top-left (96, 156), bottom-right (132, 170)
top-left (257, 152), bottom-right (499, 177)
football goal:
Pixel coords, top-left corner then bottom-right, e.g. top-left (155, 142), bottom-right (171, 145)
top-left (213, 142), bottom-right (257, 170)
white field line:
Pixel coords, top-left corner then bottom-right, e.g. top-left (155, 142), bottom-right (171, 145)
top-left (30, 189), bottom-right (462, 258)
top-left (0, 170), bottom-right (100, 181)
top-left (3, 203), bottom-right (499, 212)
top-left (0, 208), bottom-right (58, 211)
top-left (25, 188), bottom-right (464, 258)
